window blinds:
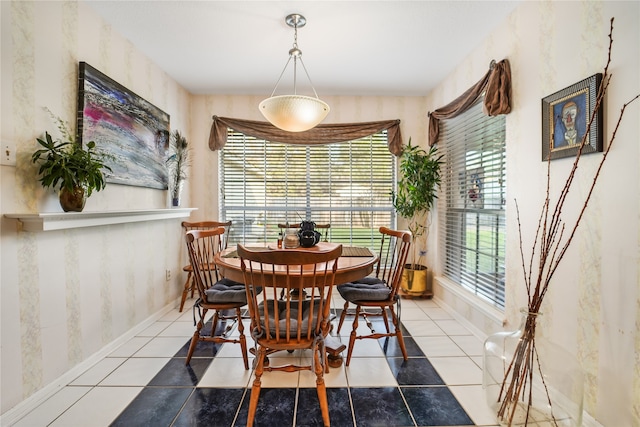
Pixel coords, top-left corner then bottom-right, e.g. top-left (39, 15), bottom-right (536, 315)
top-left (438, 100), bottom-right (506, 308)
top-left (219, 131), bottom-right (396, 249)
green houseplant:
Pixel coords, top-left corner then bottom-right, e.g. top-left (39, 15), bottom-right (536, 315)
top-left (392, 138), bottom-right (443, 296)
top-left (31, 114), bottom-right (111, 212)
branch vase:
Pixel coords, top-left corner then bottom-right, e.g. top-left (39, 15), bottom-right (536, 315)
top-left (483, 310), bottom-right (584, 426)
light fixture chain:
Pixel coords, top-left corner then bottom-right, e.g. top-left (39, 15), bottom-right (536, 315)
top-left (259, 13), bottom-right (330, 132)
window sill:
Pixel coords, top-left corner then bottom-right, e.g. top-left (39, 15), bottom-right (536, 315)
top-left (4, 208), bottom-right (196, 232)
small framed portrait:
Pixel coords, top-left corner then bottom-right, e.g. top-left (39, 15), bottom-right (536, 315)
top-left (542, 74), bottom-right (603, 161)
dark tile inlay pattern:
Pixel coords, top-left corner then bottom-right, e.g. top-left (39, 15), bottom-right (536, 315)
top-left (173, 387), bottom-right (246, 427)
top-left (173, 317), bottom-right (235, 358)
top-left (148, 357), bottom-right (212, 386)
top-left (402, 387), bottom-right (474, 426)
top-left (379, 335), bottom-right (425, 358)
top-left (387, 357), bottom-right (445, 386)
top-left (350, 387), bottom-right (414, 427)
top-left (108, 313), bottom-right (478, 426)
top-left (110, 387), bottom-right (192, 427)
top-left (296, 387), bottom-right (354, 427)
top-left (234, 387), bottom-right (296, 427)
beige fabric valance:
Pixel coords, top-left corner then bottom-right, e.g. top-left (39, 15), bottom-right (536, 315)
top-left (209, 116), bottom-right (404, 156)
top-left (428, 59), bottom-right (512, 146)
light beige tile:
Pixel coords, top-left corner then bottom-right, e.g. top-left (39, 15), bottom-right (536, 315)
top-left (13, 387), bottom-right (92, 427)
top-left (435, 319), bottom-right (472, 336)
top-left (449, 384), bottom-right (500, 426)
top-left (70, 358), bottom-right (126, 386)
top-left (451, 335), bottom-right (485, 357)
top-left (49, 386), bottom-right (142, 427)
top-left (401, 319), bottom-right (445, 337)
top-left (134, 337), bottom-right (190, 357)
top-left (471, 355), bottom-right (483, 369)
top-left (160, 310), bottom-right (184, 322)
top-left (299, 357), bottom-right (348, 388)
top-left (157, 321), bottom-right (195, 337)
top-left (344, 336), bottom-right (385, 359)
top-left (99, 358), bottom-right (169, 386)
top-left (215, 339), bottom-right (255, 358)
top-left (137, 321), bottom-right (170, 337)
top-left (414, 336), bottom-right (466, 357)
top-left (198, 357), bottom-right (253, 387)
top-left (398, 298), bottom-right (420, 308)
top-left (412, 299), bottom-right (440, 309)
top-left (108, 336), bottom-right (152, 357)
top-left (429, 356), bottom-right (483, 385)
top-left (336, 317), bottom-right (378, 339)
top-left (345, 357), bottom-right (397, 387)
top-left (400, 307), bottom-right (431, 321)
top-left (177, 307), bottom-right (196, 321)
top-left (424, 307), bottom-right (454, 320)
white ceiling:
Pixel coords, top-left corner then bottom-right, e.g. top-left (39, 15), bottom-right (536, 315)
top-left (85, 0), bottom-right (521, 97)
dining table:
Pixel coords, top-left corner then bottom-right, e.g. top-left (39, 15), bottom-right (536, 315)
top-left (214, 241), bottom-right (378, 367)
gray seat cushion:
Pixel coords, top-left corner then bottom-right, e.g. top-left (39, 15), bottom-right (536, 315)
top-left (257, 299), bottom-right (322, 336)
top-left (337, 279), bottom-right (390, 302)
top-left (204, 278), bottom-right (247, 304)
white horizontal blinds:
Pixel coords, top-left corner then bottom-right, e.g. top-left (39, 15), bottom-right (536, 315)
top-left (438, 99), bottom-right (506, 308)
top-left (220, 131), bottom-right (395, 249)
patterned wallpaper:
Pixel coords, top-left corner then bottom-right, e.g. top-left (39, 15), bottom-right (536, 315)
top-left (1, 1), bottom-right (190, 414)
top-left (427, 1), bottom-right (639, 425)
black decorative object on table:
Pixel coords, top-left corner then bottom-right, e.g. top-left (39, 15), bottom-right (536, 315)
top-left (298, 221), bottom-right (321, 247)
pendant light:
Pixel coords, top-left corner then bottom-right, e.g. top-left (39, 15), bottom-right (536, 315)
top-left (259, 14), bottom-right (330, 132)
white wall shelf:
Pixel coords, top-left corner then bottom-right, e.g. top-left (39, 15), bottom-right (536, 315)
top-left (4, 208), bottom-right (196, 232)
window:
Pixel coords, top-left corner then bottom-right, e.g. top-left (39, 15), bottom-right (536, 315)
top-left (438, 99), bottom-right (506, 308)
top-left (219, 131), bottom-right (396, 249)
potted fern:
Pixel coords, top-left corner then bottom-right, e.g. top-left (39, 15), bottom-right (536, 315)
top-left (31, 113), bottom-right (111, 212)
top-left (392, 138), bottom-right (443, 296)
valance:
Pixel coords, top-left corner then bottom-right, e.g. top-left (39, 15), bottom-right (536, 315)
top-left (209, 116), bottom-right (403, 156)
top-left (428, 59), bottom-right (512, 146)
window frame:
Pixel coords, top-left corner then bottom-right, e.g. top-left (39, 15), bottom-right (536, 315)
top-left (438, 98), bottom-right (507, 309)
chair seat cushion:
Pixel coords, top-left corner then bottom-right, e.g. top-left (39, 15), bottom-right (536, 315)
top-left (204, 278), bottom-right (247, 304)
top-left (337, 280), bottom-right (390, 301)
top-left (256, 299), bottom-right (322, 336)
top-left (352, 276), bottom-right (385, 286)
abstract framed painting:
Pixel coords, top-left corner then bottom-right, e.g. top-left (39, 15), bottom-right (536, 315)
top-left (541, 73), bottom-right (603, 161)
top-left (77, 62), bottom-right (170, 189)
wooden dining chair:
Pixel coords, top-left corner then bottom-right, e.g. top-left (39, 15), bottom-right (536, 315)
top-left (336, 226), bottom-right (411, 366)
top-left (238, 244), bottom-right (342, 427)
top-left (179, 220), bottom-right (232, 312)
top-left (184, 228), bottom-right (249, 369)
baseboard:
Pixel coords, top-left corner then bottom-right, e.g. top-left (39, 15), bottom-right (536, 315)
top-left (432, 275), bottom-right (504, 340)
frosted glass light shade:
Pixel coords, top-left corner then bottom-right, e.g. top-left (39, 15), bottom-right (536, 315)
top-left (259, 95), bottom-right (330, 132)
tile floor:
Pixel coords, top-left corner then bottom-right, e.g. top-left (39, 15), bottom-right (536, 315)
top-left (12, 296), bottom-right (499, 427)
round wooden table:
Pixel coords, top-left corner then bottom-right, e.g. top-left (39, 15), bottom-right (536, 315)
top-left (214, 242), bottom-right (378, 367)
